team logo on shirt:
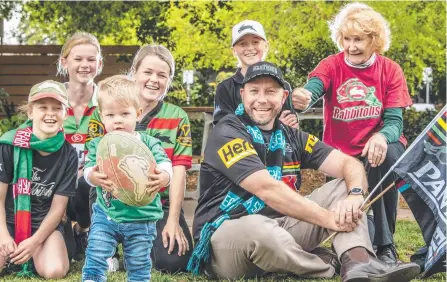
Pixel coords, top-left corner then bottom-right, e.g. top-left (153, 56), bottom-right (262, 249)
top-left (71, 133), bottom-right (85, 143)
top-left (305, 134), bottom-right (319, 153)
top-left (87, 119), bottom-right (105, 141)
top-left (282, 175), bottom-right (299, 191)
top-left (218, 138), bottom-right (257, 168)
top-left (176, 124), bottom-right (192, 147)
top-left (334, 78), bottom-right (382, 121)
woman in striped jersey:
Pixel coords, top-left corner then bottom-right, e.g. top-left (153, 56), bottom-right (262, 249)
top-left (58, 32), bottom-right (103, 262)
top-left (87, 45), bottom-right (193, 273)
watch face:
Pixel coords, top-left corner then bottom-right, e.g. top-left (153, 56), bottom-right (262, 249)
top-left (351, 188), bottom-right (363, 195)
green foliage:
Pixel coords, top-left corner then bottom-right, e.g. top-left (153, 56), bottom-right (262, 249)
top-left (0, 114), bottom-right (27, 136)
top-left (190, 119), bottom-right (205, 156)
top-left (15, 2), bottom-right (170, 45)
top-left (11, 1), bottom-right (447, 105)
top-left (403, 108), bottom-right (439, 145)
top-left (166, 1), bottom-right (446, 103)
top-left (0, 1), bottom-right (17, 20)
top-left (0, 88), bottom-right (27, 136)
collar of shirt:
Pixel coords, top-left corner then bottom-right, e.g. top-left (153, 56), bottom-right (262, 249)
top-left (232, 68), bottom-right (244, 85)
top-left (136, 101), bottom-right (164, 130)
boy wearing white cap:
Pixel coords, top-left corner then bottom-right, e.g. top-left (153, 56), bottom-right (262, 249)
top-left (213, 20), bottom-right (298, 128)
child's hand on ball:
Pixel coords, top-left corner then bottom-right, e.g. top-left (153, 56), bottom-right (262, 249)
top-left (89, 165), bottom-right (115, 191)
top-left (146, 167), bottom-right (170, 195)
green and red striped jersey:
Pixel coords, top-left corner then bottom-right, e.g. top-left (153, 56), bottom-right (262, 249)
top-left (63, 86), bottom-right (98, 169)
top-left (87, 102), bottom-right (192, 200)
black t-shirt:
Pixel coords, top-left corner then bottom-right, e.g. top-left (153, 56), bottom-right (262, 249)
top-left (213, 68), bottom-right (296, 125)
top-left (0, 141), bottom-right (78, 229)
top-left (193, 114), bottom-right (333, 241)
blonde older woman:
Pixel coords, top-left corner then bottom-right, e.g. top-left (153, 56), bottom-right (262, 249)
top-left (292, 2), bottom-right (412, 264)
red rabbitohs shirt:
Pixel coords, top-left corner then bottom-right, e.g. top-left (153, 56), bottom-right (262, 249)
top-left (309, 52), bottom-right (413, 156)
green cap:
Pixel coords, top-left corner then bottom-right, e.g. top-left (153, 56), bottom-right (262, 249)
top-left (29, 80), bottom-right (68, 107)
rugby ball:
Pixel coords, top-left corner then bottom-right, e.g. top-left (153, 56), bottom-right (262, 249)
top-left (96, 131), bottom-right (157, 207)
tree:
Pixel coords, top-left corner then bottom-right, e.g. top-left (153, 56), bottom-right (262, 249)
top-left (13, 1), bottom-right (447, 104)
top-left (165, 1), bottom-right (446, 101)
top-left (14, 1), bottom-right (170, 45)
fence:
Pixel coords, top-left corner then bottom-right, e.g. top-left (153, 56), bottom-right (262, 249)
top-left (0, 45), bottom-right (139, 115)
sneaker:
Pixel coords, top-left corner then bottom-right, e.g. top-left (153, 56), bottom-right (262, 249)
top-left (73, 227), bottom-right (88, 261)
top-left (376, 243), bottom-right (399, 264)
top-left (107, 256), bottom-right (120, 272)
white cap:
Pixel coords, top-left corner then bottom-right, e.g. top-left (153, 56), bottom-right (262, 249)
top-left (231, 20), bottom-right (267, 46)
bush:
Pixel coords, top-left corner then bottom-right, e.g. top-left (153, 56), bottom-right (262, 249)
top-left (0, 114), bottom-right (27, 136)
top-left (0, 88), bottom-right (27, 136)
top-left (403, 108), bottom-right (439, 145)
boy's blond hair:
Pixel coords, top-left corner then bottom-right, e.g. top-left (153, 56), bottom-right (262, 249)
top-left (97, 75), bottom-right (140, 111)
top-left (329, 2), bottom-right (391, 54)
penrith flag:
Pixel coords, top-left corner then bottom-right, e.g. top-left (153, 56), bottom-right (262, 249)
top-left (393, 105), bottom-right (446, 277)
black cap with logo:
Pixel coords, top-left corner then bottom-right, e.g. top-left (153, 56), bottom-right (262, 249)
top-left (242, 62), bottom-right (285, 88)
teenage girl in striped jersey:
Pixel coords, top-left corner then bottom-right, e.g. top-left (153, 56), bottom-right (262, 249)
top-left (58, 32), bottom-right (103, 262)
top-left (87, 45), bottom-right (193, 273)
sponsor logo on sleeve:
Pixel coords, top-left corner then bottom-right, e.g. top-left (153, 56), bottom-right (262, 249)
top-left (218, 138), bottom-right (257, 168)
top-left (305, 134), bottom-right (319, 153)
top-left (177, 124), bottom-right (192, 147)
top-left (87, 119), bottom-right (105, 141)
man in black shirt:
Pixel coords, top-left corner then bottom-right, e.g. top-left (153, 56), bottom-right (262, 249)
top-left (191, 62), bottom-right (420, 282)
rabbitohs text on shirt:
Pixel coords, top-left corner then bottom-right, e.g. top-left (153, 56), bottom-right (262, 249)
top-left (309, 52), bottom-right (412, 156)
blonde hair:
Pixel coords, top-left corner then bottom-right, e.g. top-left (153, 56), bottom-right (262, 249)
top-left (97, 75), bottom-right (140, 111)
top-left (128, 45), bottom-right (175, 100)
top-left (57, 32), bottom-right (103, 76)
top-left (17, 101), bottom-right (67, 118)
top-left (329, 2), bottom-right (391, 54)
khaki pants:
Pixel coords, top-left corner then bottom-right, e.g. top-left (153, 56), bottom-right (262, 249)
top-left (206, 179), bottom-right (374, 280)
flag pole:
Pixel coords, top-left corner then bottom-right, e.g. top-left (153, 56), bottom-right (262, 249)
top-left (318, 106), bottom-right (446, 247)
top-left (319, 181), bottom-right (396, 246)
top-left (365, 105), bottom-right (446, 204)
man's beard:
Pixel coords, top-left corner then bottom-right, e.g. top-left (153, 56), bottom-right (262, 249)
top-left (246, 107), bottom-right (281, 127)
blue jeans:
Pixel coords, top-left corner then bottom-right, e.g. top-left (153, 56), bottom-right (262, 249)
top-left (82, 204), bottom-right (157, 282)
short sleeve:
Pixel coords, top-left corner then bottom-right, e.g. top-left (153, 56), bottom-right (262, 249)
top-left (0, 144), bottom-right (14, 184)
top-left (86, 109), bottom-right (106, 148)
top-left (295, 130), bottom-right (334, 170)
top-left (84, 137), bottom-right (100, 170)
top-left (55, 145), bottom-right (78, 197)
top-left (213, 82), bottom-right (235, 124)
top-left (204, 119), bottom-right (265, 185)
top-left (384, 62), bottom-right (413, 109)
top-left (146, 136), bottom-right (171, 165)
top-left (172, 113), bottom-right (192, 169)
top-left (308, 56), bottom-right (334, 92)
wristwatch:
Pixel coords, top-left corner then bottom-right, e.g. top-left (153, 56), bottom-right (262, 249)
top-left (348, 187), bottom-right (365, 197)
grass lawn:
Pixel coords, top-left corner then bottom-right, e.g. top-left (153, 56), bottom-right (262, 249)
top-left (3, 220), bottom-right (446, 282)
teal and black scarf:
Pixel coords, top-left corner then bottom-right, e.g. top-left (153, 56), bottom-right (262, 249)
top-left (187, 104), bottom-right (286, 275)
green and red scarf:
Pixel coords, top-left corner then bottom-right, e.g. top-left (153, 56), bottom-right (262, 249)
top-left (0, 120), bottom-right (65, 276)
